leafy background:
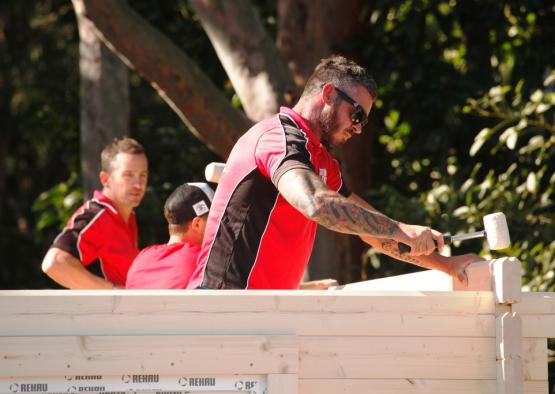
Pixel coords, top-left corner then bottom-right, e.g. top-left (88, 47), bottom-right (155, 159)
top-left (1, 0), bottom-right (553, 389)
top-left (1, 0), bottom-right (553, 290)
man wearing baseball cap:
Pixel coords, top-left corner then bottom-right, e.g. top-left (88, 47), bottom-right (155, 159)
top-left (126, 182), bottom-right (215, 289)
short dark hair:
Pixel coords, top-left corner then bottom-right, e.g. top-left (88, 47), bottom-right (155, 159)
top-left (303, 55), bottom-right (378, 100)
top-left (101, 137), bottom-right (145, 173)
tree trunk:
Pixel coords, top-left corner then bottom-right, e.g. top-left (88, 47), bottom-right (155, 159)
top-left (277, 0), bottom-right (371, 284)
top-left (74, 3), bottom-right (129, 198)
top-left (277, 0), bottom-right (365, 88)
top-left (75, 0), bottom-right (252, 159)
top-left (190, 0), bottom-right (297, 121)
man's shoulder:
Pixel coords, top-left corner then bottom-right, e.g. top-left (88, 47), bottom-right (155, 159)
top-left (137, 242), bottom-right (194, 259)
top-left (67, 199), bottom-right (108, 227)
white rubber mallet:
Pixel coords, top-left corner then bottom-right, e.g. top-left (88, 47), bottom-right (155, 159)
top-left (399, 212), bottom-right (511, 253)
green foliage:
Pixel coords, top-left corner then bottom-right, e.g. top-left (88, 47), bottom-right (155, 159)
top-left (354, 1), bottom-right (555, 283)
top-left (461, 73), bottom-right (555, 290)
top-left (32, 173), bottom-right (83, 233)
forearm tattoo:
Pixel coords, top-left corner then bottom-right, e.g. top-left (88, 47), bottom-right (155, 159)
top-left (379, 239), bottom-right (422, 266)
top-left (279, 169), bottom-right (399, 239)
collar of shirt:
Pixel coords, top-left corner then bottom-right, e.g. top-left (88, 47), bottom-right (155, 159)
top-left (279, 106), bottom-right (323, 147)
top-left (92, 190), bottom-right (135, 223)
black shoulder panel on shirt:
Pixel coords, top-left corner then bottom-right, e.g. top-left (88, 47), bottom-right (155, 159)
top-left (51, 200), bottom-right (105, 261)
top-left (271, 114), bottom-right (315, 186)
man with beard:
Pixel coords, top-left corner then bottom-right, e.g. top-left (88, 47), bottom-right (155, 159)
top-left (41, 137), bottom-right (148, 289)
top-left (187, 55), bottom-right (479, 290)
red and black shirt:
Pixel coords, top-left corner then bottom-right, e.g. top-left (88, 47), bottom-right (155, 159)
top-left (51, 190), bottom-right (139, 286)
top-left (187, 107), bottom-right (350, 290)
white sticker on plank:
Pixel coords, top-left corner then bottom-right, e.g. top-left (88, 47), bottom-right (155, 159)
top-left (0, 375), bottom-right (266, 394)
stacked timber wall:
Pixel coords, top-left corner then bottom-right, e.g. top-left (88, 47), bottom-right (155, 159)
top-left (0, 257), bottom-right (554, 394)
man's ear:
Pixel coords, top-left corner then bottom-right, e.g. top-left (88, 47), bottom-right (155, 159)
top-left (190, 216), bottom-right (202, 231)
top-left (99, 171), bottom-right (110, 187)
top-left (321, 82), bottom-right (335, 105)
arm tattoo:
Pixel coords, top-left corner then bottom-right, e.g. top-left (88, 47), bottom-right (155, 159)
top-left (380, 240), bottom-right (420, 265)
top-left (278, 168), bottom-right (400, 239)
top-left (379, 239), bottom-right (442, 270)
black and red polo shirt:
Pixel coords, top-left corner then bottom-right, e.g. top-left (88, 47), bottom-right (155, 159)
top-left (51, 190), bottom-right (139, 286)
top-left (187, 107), bottom-right (350, 290)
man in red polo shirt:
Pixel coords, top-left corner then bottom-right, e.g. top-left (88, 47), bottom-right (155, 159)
top-left (188, 55), bottom-right (481, 290)
top-left (126, 182), bottom-right (214, 289)
top-left (41, 137), bottom-right (148, 289)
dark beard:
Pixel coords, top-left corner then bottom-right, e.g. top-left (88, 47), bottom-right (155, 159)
top-left (319, 106), bottom-right (338, 149)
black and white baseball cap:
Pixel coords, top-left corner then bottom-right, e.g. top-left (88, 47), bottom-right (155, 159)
top-left (164, 182), bottom-right (215, 224)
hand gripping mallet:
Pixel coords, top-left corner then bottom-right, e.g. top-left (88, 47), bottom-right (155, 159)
top-left (399, 212), bottom-right (511, 254)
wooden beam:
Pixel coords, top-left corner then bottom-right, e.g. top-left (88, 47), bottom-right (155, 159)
top-left (496, 311), bottom-right (524, 393)
top-left (267, 374), bottom-right (298, 394)
top-left (492, 257), bottom-right (522, 304)
top-left (0, 291), bottom-right (496, 337)
top-left (0, 335), bottom-right (298, 376)
top-left (298, 379), bottom-right (547, 394)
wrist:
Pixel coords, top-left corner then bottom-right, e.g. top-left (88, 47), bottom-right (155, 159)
top-left (392, 222), bottom-right (409, 244)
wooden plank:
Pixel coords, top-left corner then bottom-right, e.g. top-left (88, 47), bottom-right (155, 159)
top-left (335, 270), bottom-right (454, 291)
top-left (299, 379), bottom-right (548, 394)
top-left (267, 374), bottom-right (297, 394)
top-left (299, 336), bottom-right (495, 380)
top-left (340, 259), bottom-right (514, 293)
top-left (0, 292), bottom-right (496, 337)
top-left (514, 292), bottom-right (555, 314)
top-left (522, 338), bottom-right (548, 381)
top-left (495, 311), bottom-right (523, 394)
top-left (0, 290), bottom-right (497, 314)
top-left (522, 314), bottom-right (555, 338)
top-left (0, 335), bottom-right (298, 376)
top-left (0, 309), bottom-right (495, 338)
top-left (453, 259), bottom-right (494, 292)
top-left (299, 336), bottom-right (546, 381)
top-left (492, 258), bottom-right (522, 304)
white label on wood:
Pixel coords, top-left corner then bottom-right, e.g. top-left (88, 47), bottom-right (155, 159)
top-left (0, 375), bottom-right (266, 393)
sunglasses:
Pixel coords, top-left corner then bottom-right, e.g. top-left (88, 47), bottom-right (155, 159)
top-left (335, 87), bottom-right (368, 127)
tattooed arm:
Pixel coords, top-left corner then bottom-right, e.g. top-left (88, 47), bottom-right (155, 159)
top-left (348, 193), bottom-right (482, 284)
top-left (277, 168), bottom-right (441, 256)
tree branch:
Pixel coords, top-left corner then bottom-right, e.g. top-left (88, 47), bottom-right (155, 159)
top-left (190, 0), bottom-right (297, 121)
top-left (75, 0), bottom-right (252, 158)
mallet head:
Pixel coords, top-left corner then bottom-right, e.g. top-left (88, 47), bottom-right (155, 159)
top-left (483, 212), bottom-right (511, 250)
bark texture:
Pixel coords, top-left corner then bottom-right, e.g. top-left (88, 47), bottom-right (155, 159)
top-left (74, 1), bottom-right (129, 198)
top-left (190, 0), bottom-right (297, 121)
top-left (76, 0), bottom-right (252, 158)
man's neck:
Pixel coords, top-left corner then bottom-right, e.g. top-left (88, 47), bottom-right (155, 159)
top-left (292, 98), bottom-right (323, 140)
top-left (167, 234), bottom-right (186, 245)
top-left (101, 189), bottom-right (132, 224)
